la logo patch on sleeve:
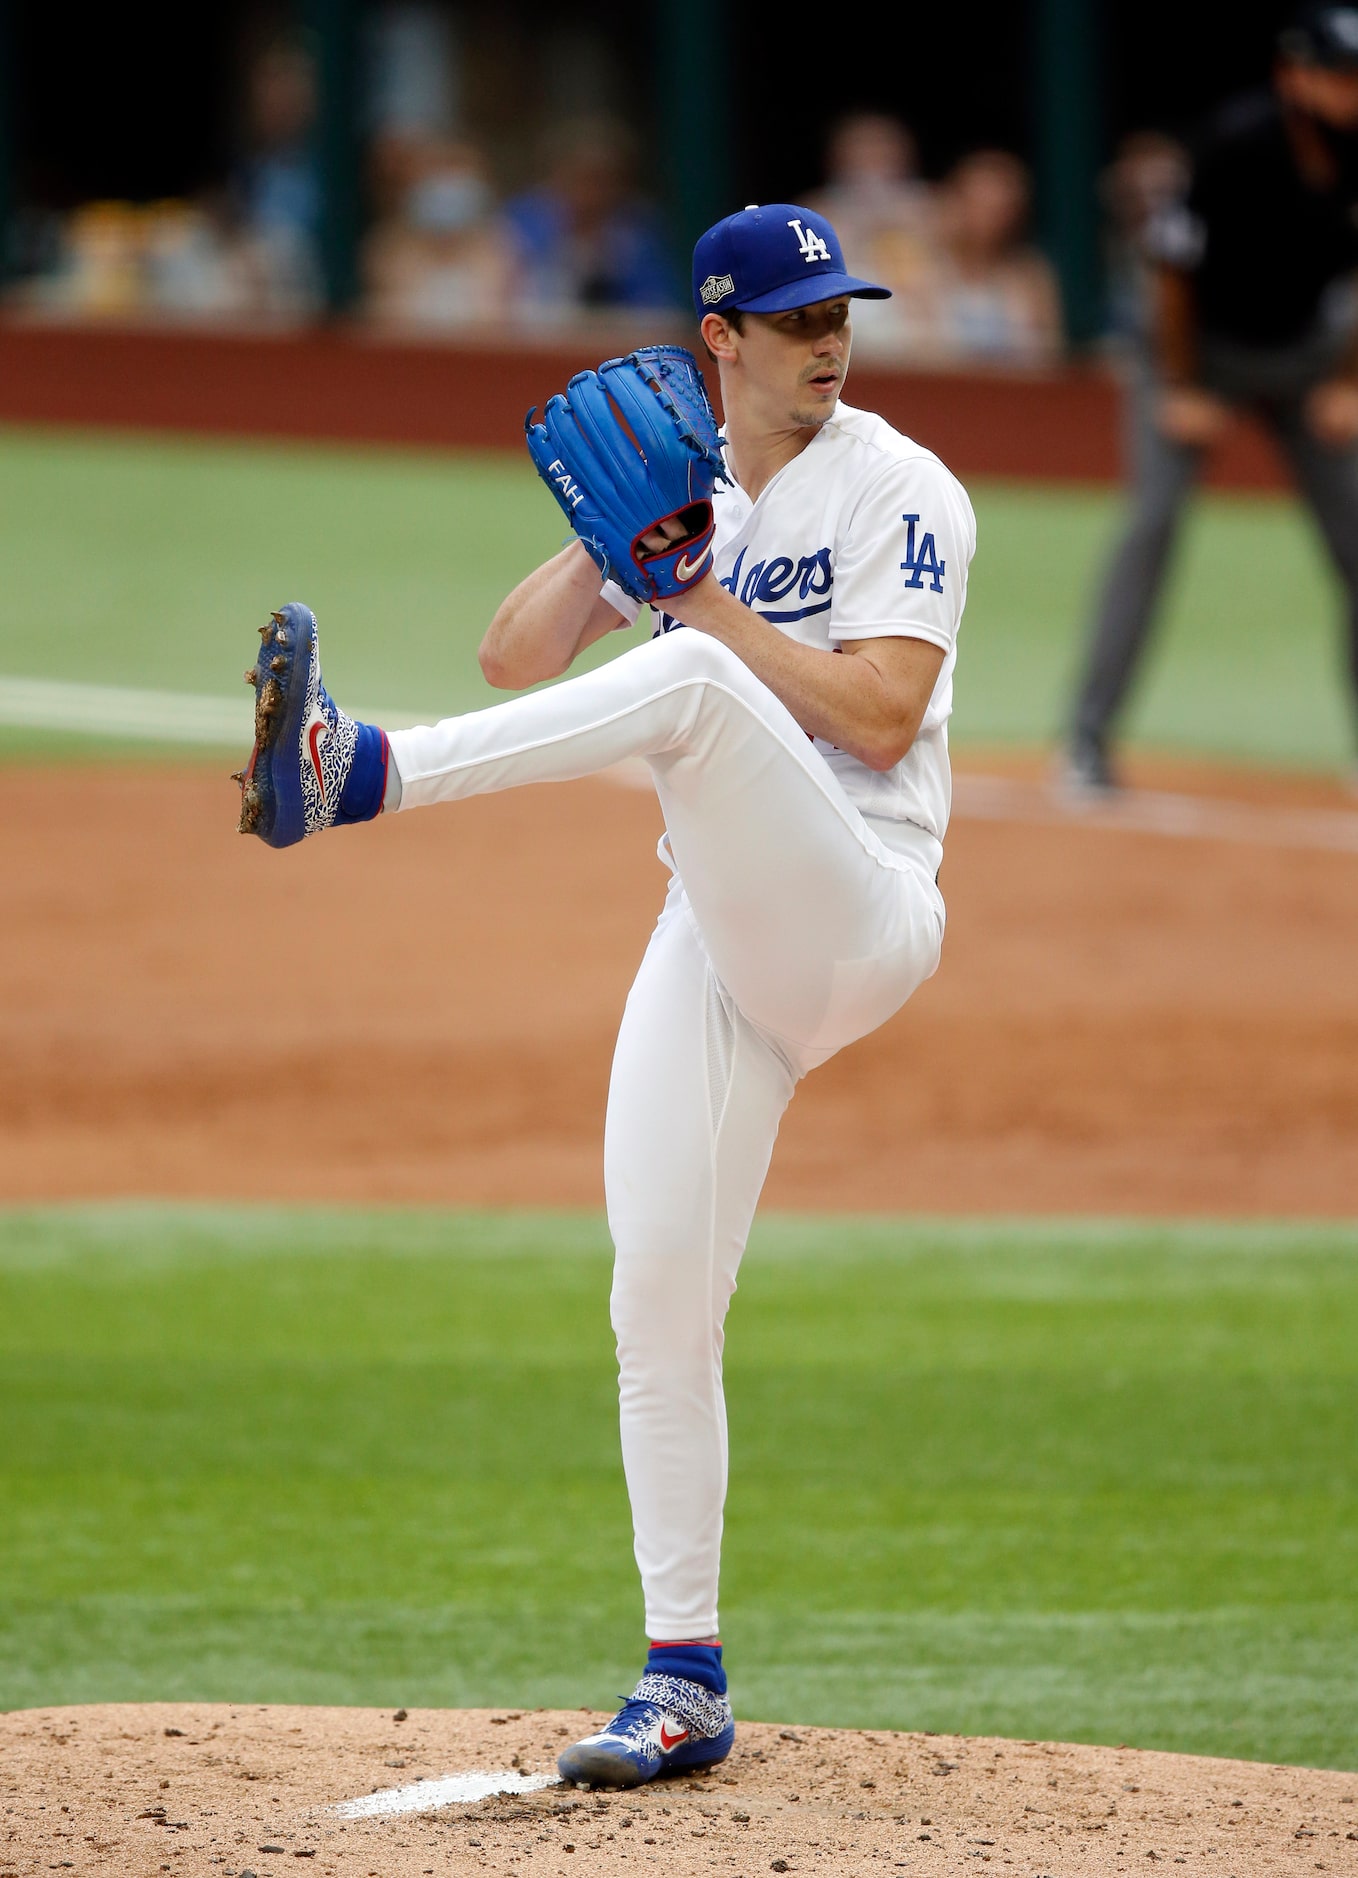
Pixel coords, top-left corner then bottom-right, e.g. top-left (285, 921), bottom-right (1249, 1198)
top-left (900, 514), bottom-right (945, 593)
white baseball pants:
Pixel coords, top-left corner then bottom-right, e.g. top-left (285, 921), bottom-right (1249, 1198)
top-left (388, 629), bottom-right (945, 1638)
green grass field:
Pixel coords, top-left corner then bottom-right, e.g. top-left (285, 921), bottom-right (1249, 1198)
top-left (1, 423), bottom-right (1355, 768)
top-left (2, 425), bottom-right (1355, 1769)
top-left (2, 1206), bottom-right (1355, 1770)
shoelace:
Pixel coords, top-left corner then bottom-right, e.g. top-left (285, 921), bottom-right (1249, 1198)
top-left (617, 1671), bottom-right (730, 1740)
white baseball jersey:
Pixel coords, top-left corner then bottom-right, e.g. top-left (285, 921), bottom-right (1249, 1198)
top-left (608, 401), bottom-right (975, 843)
top-left (391, 400), bottom-right (968, 1643)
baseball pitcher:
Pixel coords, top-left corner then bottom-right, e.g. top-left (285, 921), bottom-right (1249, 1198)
top-left (235, 202), bottom-right (975, 1788)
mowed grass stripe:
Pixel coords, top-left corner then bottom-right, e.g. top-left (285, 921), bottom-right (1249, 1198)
top-left (1, 1205), bottom-right (1354, 1767)
top-left (1, 425), bottom-right (1355, 768)
top-left (0, 676), bottom-right (442, 745)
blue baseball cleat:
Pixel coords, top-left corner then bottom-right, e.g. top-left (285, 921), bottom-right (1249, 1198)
top-left (234, 603), bottom-right (387, 847)
top-left (556, 1669), bottom-right (735, 1790)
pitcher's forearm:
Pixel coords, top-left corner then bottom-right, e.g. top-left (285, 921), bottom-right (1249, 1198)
top-left (665, 578), bottom-right (942, 771)
top-left (480, 544), bottom-right (624, 688)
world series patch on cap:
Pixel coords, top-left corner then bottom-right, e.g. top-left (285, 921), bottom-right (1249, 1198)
top-left (691, 203), bottom-right (891, 320)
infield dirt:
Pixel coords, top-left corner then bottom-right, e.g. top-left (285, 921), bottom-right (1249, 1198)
top-left (4, 754), bottom-right (1357, 1865)
top-left (0, 751), bottom-right (1354, 1215)
top-left (3, 1701), bottom-right (1355, 1878)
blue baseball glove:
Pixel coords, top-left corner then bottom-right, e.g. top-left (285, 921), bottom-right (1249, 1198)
top-left (525, 345), bottom-right (728, 605)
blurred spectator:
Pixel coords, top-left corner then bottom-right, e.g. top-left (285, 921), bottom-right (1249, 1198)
top-left (499, 115), bottom-right (680, 324)
top-left (142, 200), bottom-right (243, 315)
top-left (805, 126), bottom-right (1061, 365)
top-left (804, 110), bottom-right (945, 358)
top-left (806, 111), bottom-right (934, 252)
top-left (366, 0), bottom-right (460, 144)
top-left (228, 36), bottom-right (323, 317)
top-left (50, 201), bottom-right (145, 317)
top-left (931, 149), bottom-right (1063, 365)
top-left (12, 197), bottom-right (245, 322)
top-left (363, 132), bottom-right (512, 328)
top-left (2, 35), bottom-right (321, 324)
top-left (1100, 129), bottom-right (1191, 343)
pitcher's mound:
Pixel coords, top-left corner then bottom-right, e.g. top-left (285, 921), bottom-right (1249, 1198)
top-left (2, 1703), bottom-right (1353, 1876)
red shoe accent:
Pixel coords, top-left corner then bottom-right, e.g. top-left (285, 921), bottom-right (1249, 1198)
top-left (308, 717), bottom-right (328, 797)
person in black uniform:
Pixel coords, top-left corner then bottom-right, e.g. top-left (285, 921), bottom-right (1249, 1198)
top-left (1065, 3), bottom-right (1358, 791)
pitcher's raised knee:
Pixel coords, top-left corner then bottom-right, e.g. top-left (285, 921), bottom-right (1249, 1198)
top-left (649, 628), bottom-right (757, 691)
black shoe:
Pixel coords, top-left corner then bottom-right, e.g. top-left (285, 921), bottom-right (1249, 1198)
top-left (1059, 734), bottom-right (1118, 798)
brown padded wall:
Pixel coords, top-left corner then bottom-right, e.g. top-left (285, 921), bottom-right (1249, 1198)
top-left (0, 321), bottom-right (1289, 489)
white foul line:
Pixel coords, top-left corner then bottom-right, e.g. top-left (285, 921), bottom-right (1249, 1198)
top-left (607, 763), bottom-right (1358, 853)
top-left (0, 676), bottom-right (253, 744)
top-left (333, 1768), bottom-right (560, 1818)
top-left (0, 675), bottom-right (429, 745)
top-left (5, 674), bottom-right (1356, 856)
top-left (951, 771), bottom-right (1358, 854)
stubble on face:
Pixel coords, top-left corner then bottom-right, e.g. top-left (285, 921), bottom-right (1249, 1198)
top-left (778, 300), bottom-right (851, 428)
top-left (788, 361), bottom-right (846, 429)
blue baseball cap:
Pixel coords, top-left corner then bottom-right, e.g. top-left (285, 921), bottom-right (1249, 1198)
top-left (692, 202), bottom-right (891, 319)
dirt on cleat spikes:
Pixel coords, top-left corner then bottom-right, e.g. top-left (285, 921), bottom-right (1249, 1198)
top-left (270, 609), bottom-right (287, 624)
top-left (253, 677), bottom-right (283, 745)
top-left (274, 626), bottom-right (288, 645)
top-left (270, 655), bottom-right (286, 673)
top-left (244, 667), bottom-right (259, 687)
top-left (237, 782), bottom-right (263, 833)
top-left (228, 769), bottom-right (245, 784)
top-left (258, 623), bottom-right (273, 641)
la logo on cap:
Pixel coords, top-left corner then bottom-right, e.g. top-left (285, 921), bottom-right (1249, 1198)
top-left (788, 217), bottom-right (831, 264)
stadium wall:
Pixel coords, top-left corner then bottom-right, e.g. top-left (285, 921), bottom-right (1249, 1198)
top-left (0, 319), bottom-right (1289, 489)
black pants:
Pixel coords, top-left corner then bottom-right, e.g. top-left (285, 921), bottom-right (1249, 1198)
top-left (1070, 334), bottom-right (1358, 753)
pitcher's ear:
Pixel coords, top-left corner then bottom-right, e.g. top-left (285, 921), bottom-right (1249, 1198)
top-left (700, 311), bottom-right (741, 362)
